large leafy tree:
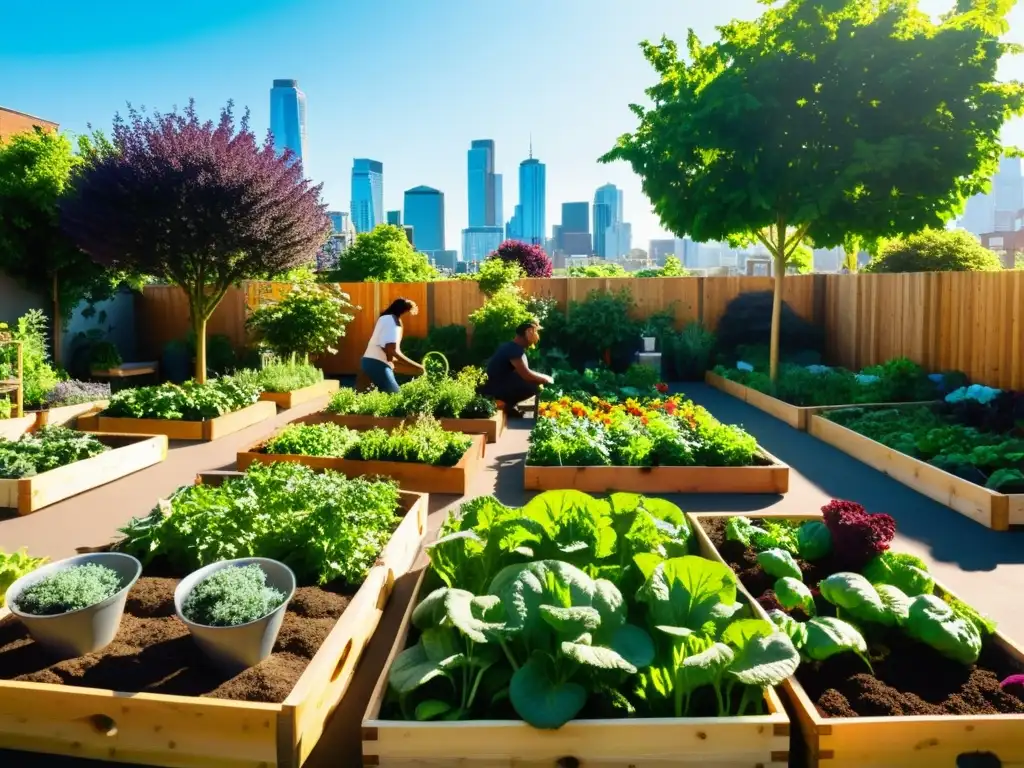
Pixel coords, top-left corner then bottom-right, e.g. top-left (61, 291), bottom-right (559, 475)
top-left (61, 101), bottom-right (329, 382)
top-left (603, 0), bottom-right (1023, 381)
top-left (330, 224), bottom-right (438, 282)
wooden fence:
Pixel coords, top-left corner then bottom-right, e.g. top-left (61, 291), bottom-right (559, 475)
top-left (135, 271), bottom-right (1024, 388)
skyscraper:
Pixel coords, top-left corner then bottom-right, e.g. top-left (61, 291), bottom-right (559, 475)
top-left (559, 202), bottom-right (591, 255)
top-left (327, 211), bottom-right (347, 233)
top-left (494, 174), bottom-right (504, 226)
top-left (593, 184), bottom-right (623, 257)
top-left (351, 159), bottom-right (383, 234)
top-left (269, 79), bottom-right (307, 165)
top-left (462, 226), bottom-right (504, 264)
top-left (468, 140), bottom-right (500, 227)
top-left (512, 145), bottom-right (545, 246)
top-left (386, 210), bottom-right (402, 226)
top-left (404, 186), bottom-right (445, 253)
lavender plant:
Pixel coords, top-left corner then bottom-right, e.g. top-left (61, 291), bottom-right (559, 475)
top-left (43, 380), bottom-right (111, 407)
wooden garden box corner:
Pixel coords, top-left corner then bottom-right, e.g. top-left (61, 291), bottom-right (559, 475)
top-left (95, 400), bottom-right (277, 441)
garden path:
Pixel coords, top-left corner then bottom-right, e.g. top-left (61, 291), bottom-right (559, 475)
top-left (1, 381), bottom-right (1021, 767)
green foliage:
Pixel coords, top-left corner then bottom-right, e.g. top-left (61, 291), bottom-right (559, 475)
top-left (243, 360), bottom-right (323, 393)
top-left (477, 258), bottom-right (523, 296)
top-left (774, 577), bottom-right (815, 616)
top-left (862, 552), bottom-right (933, 597)
top-left (542, 366), bottom-right (664, 402)
top-left (796, 522), bottom-right (832, 561)
top-left (246, 281), bottom-right (355, 360)
top-left (4, 311), bottom-right (60, 406)
top-left (0, 548), bottom-right (48, 601)
top-left (565, 289), bottom-right (637, 362)
top-left (265, 422), bottom-right (361, 458)
top-left (725, 517), bottom-right (800, 554)
top-left (567, 263), bottom-right (627, 277)
top-left (117, 462), bottom-right (401, 585)
top-left (330, 224), bottom-right (438, 282)
top-left (103, 375), bottom-right (261, 420)
top-left (401, 325), bottom-right (473, 372)
top-left (905, 595), bottom-right (983, 665)
top-left (633, 256), bottom-right (689, 278)
top-left (353, 418), bottom-right (473, 467)
top-left (663, 322), bottom-right (716, 381)
top-left (469, 287), bottom-right (535, 362)
top-left (0, 426), bottom-right (109, 479)
top-left (864, 229), bottom-right (1004, 273)
top-left (755, 549), bottom-right (801, 580)
top-left (0, 399), bottom-right (10, 420)
top-left (182, 564), bottom-right (286, 627)
top-left (13, 563), bottom-right (121, 616)
top-left (88, 340), bottom-right (123, 370)
top-left (326, 367), bottom-right (495, 419)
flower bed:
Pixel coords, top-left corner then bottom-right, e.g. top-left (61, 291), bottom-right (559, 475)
top-left (811, 388), bottom-right (1024, 529)
top-left (0, 462), bottom-right (426, 767)
top-left (690, 506), bottom-right (1024, 768)
top-left (0, 427), bottom-right (167, 515)
top-left (238, 417), bottom-right (486, 494)
top-left (542, 365), bottom-right (667, 402)
top-left (362, 490), bottom-right (791, 767)
top-left (94, 376), bottom-right (276, 440)
top-left (524, 395), bottom-right (788, 493)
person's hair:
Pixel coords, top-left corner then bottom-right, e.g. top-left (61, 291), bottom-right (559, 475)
top-left (515, 320), bottom-right (539, 337)
top-left (380, 298), bottom-right (417, 327)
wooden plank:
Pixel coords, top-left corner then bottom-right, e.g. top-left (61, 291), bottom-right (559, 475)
top-left (362, 571), bottom-right (790, 768)
top-left (259, 380), bottom-right (340, 410)
top-left (94, 401), bottom-right (276, 443)
top-left (238, 432), bottom-right (486, 495)
top-left (0, 434), bottom-right (167, 515)
top-left (32, 400), bottom-right (109, 428)
top-left (0, 414), bottom-right (37, 440)
top-left (306, 409), bottom-right (506, 444)
top-left (0, 491), bottom-right (427, 768)
top-left (809, 413), bottom-right (1019, 530)
top-left (689, 511), bottom-right (1024, 768)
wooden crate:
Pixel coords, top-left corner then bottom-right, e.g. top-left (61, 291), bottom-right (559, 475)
top-left (95, 400), bottom-right (277, 441)
top-left (361, 571), bottom-right (791, 768)
top-left (306, 409), bottom-right (506, 444)
top-left (0, 414), bottom-right (36, 440)
top-left (238, 431), bottom-right (486, 495)
top-left (523, 449), bottom-right (789, 494)
top-left (809, 413), bottom-right (1024, 530)
top-left (0, 433), bottom-right (168, 515)
top-left (0, 485), bottom-right (428, 768)
top-left (704, 372), bottom-right (935, 431)
top-left (689, 510), bottom-right (1024, 768)
top-left (259, 379), bottom-right (340, 410)
top-left (31, 399), bottom-right (109, 429)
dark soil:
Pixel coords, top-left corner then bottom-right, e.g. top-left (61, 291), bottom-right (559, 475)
top-left (701, 516), bottom-right (1024, 718)
top-left (0, 576), bottom-right (351, 703)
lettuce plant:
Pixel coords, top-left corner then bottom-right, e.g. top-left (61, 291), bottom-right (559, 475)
top-left (769, 610), bottom-right (872, 670)
top-left (861, 551), bottom-right (933, 596)
top-left (756, 549), bottom-right (801, 579)
top-left (774, 577), bottom-right (815, 616)
top-left (821, 500), bottom-right (895, 570)
top-left (796, 521), bottom-right (832, 560)
top-left (0, 548), bottom-right (48, 601)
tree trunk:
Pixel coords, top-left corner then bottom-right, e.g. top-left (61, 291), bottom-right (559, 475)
top-left (192, 312), bottom-right (207, 384)
top-left (770, 252), bottom-right (784, 386)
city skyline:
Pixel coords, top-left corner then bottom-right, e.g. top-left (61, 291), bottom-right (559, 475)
top-left (268, 78), bottom-right (306, 164)
top-left (351, 158), bottom-right (384, 234)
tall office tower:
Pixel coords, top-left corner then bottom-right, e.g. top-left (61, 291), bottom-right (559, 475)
top-left (559, 202), bottom-right (591, 255)
top-left (269, 79), bottom-right (307, 165)
top-left (468, 139), bottom-right (500, 226)
top-left (605, 222), bottom-right (632, 259)
top-left (327, 211), bottom-right (348, 233)
top-left (386, 210), bottom-right (402, 226)
top-left (351, 158), bottom-right (383, 233)
top-left (962, 155), bottom-right (1023, 235)
top-left (494, 174), bottom-right (503, 227)
top-left (462, 226), bottom-right (504, 264)
top-left (593, 183), bottom-right (623, 257)
top-left (512, 144), bottom-right (545, 246)
top-left (404, 186), bottom-right (445, 253)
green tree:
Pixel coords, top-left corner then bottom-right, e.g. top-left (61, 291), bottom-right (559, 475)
top-left (331, 224), bottom-right (437, 282)
top-left (246, 280), bottom-right (356, 360)
top-left (603, 0), bottom-right (1023, 381)
top-left (864, 229), bottom-right (1004, 273)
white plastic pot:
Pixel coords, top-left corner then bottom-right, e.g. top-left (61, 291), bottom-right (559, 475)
top-left (175, 557), bottom-right (296, 675)
top-left (5, 552), bottom-right (142, 659)
top-left (642, 336), bottom-right (656, 353)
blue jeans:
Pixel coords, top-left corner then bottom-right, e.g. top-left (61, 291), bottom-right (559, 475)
top-left (361, 357), bottom-right (400, 393)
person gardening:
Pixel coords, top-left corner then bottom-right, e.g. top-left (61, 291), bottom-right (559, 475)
top-left (478, 320), bottom-right (553, 417)
top-left (360, 298), bottom-right (424, 393)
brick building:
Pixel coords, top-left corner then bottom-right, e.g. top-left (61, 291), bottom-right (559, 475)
top-left (0, 107), bottom-right (58, 141)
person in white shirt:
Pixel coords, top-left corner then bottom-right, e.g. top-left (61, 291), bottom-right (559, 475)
top-left (361, 298), bottom-right (424, 392)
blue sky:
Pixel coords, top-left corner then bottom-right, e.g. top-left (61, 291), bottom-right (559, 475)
top-left (2, 0), bottom-right (1022, 252)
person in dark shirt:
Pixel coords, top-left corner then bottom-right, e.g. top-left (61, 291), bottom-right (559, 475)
top-left (479, 320), bottom-right (553, 417)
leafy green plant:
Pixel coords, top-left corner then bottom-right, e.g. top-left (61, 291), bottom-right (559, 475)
top-left (796, 522), bottom-right (832, 561)
top-left (0, 548), bottom-right (48, 601)
top-left (182, 564), bottom-right (286, 627)
top-left (326, 368), bottom-right (496, 420)
top-left (117, 462), bottom-right (401, 585)
top-left (663, 322), bottom-right (716, 381)
top-left (864, 229), bottom-right (1004, 273)
top-left (0, 426), bottom-right (109, 479)
top-left (246, 360), bottom-right (323, 393)
top-left (264, 422), bottom-right (361, 458)
top-left (246, 281), bottom-right (356, 361)
top-left (477, 257), bottom-right (524, 297)
top-left (5, 311), bottom-right (59, 406)
top-left (0, 398), bottom-right (11, 420)
top-left (469, 286), bottom-right (535, 362)
top-left (88, 340), bottom-right (123, 370)
top-left (756, 549), bottom-right (801, 580)
top-left (13, 563), bottom-right (121, 615)
top-left (103, 375), bottom-right (261, 420)
top-left (565, 289), bottom-right (638, 364)
top-left (352, 418), bottom-right (473, 467)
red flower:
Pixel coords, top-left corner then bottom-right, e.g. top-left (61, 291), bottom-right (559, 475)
top-left (656, 382), bottom-right (669, 393)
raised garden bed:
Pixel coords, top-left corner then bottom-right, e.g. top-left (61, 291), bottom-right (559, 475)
top-left (0, 472), bottom-right (427, 768)
top-left (31, 399), bottom-right (109, 429)
top-left (238, 424), bottom-right (486, 495)
top-left (96, 399), bottom-right (277, 441)
top-left (809, 407), bottom-right (1024, 531)
top-left (0, 414), bottom-right (35, 441)
top-left (1, 433), bottom-right (167, 515)
top-left (690, 510), bottom-right (1024, 768)
top-left (259, 379), bottom-right (340, 410)
top-left (311, 409), bottom-right (506, 444)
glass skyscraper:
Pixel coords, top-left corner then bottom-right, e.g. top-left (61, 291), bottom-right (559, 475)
top-left (468, 140), bottom-right (499, 227)
top-left (351, 159), bottom-right (383, 234)
top-left (386, 210), bottom-right (402, 226)
top-left (404, 186), bottom-right (445, 253)
top-left (593, 184), bottom-right (623, 258)
top-left (517, 154), bottom-right (546, 246)
top-left (269, 79), bottom-right (307, 165)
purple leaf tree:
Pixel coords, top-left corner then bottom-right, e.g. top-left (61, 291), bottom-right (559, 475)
top-left (60, 100), bottom-right (330, 383)
top-left (488, 239), bottom-right (553, 278)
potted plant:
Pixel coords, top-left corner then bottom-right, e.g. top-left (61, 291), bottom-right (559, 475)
top-left (4, 552), bottom-right (141, 658)
top-left (639, 321), bottom-right (657, 352)
top-left (175, 558), bottom-right (295, 674)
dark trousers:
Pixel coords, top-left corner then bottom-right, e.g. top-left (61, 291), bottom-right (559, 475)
top-left (478, 378), bottom-right (539, 410)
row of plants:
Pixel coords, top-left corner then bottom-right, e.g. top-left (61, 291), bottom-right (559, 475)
top-left (542, 365), bottom-right (667, 402)
top-left (0, 427), bottom-right (109, 479)
top-left (824, 385), bottom-right (1024, 493)
top-left (102, 375), bottom-right (263, 421)
top-left (385, 490), bottom-right (798, 726)
top-left (703, 504), bottom-right (1024, 717)
top-left (262, 418), bottom-right (473, 468)
top-left (527, 395), bottom-right (761, 468)
top-left (326, 367), bottom-right (496, 421)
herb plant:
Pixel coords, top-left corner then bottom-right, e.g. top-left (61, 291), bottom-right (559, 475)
top-left (242, 360), bottom-right (323, 393)
top-left (103, 375), bottom-right (261, 420)
top-left (265, 422), bottom-right (361, 458)
top-left (14, 563), bottom-right (121, 615)
top-left (326, 367), bottom-right (496, 420)
top-left (182, 564), bottom-right (286, 627)
top-left (0, 426), bottom-right (109, 479)
top-left (0, 548), bottom-right (48, 601)
top-left (42, 380), bottom-right (111, 407)
top-left (352, 418), bottom-right (473, 467)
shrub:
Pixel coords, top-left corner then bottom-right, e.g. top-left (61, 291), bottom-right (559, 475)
top-left (715, 291), bottom-right (824, 359)
top-left (14, 563), bottom-right (121, 615)
top-left (477, 258), bottom-right (523, 296)
top-left (89, 341), bottom-right (123, 370)
top-left (565, 289), bottom-right (638, 368)
top-left (182, 564), bottom-right (286, 627)
top-left (864, 229), bottom-right (1004, 273)
top-left (4, 311), bottom-right (59, 406)
top-left (663, 321), bottom-right (716, 381)
top-left (249, 360), bottom-right (323, 393)
top-left (43, 380), bottom-right (111, 407)
top-left (567, 263), bottom-right (627, 277)
top-left (469, 287), bottom-right (534, 362)
top-left (246, 281), bottom-right (356, 361)
top-left (489, 239), bottom-right (553, 278)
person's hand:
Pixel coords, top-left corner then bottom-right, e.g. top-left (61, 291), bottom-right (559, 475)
top-left (540, 374), bottom-right (554, 385)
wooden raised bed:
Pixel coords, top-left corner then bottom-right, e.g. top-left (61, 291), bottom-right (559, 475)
top-left (0, 433), bottom-right (168, 515)
top-left (524, 449), bottom-right (789, 494)
top-left (705, 371), bottom-right (935, 431)
top-left (689, 510), bottom-right (1024, 768)
top-left (306, 408), bottom-right (506, 444)
top-left (0, 414), bottom-right (36, 440)
top-left (238, 430), bottom-right (486, 495)
top-left (259, 379), bottom-right (340, 409)
top-left (809, 413), bottom-right (1024, 531)
top-left (32, 399), bottom-right (109, 429)
top-left (94, 400), bottom-right (277, 441)
top-left (361, 570), bottom-right (791, 768)
top-left (0, 478), bottom-right (428, 768)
